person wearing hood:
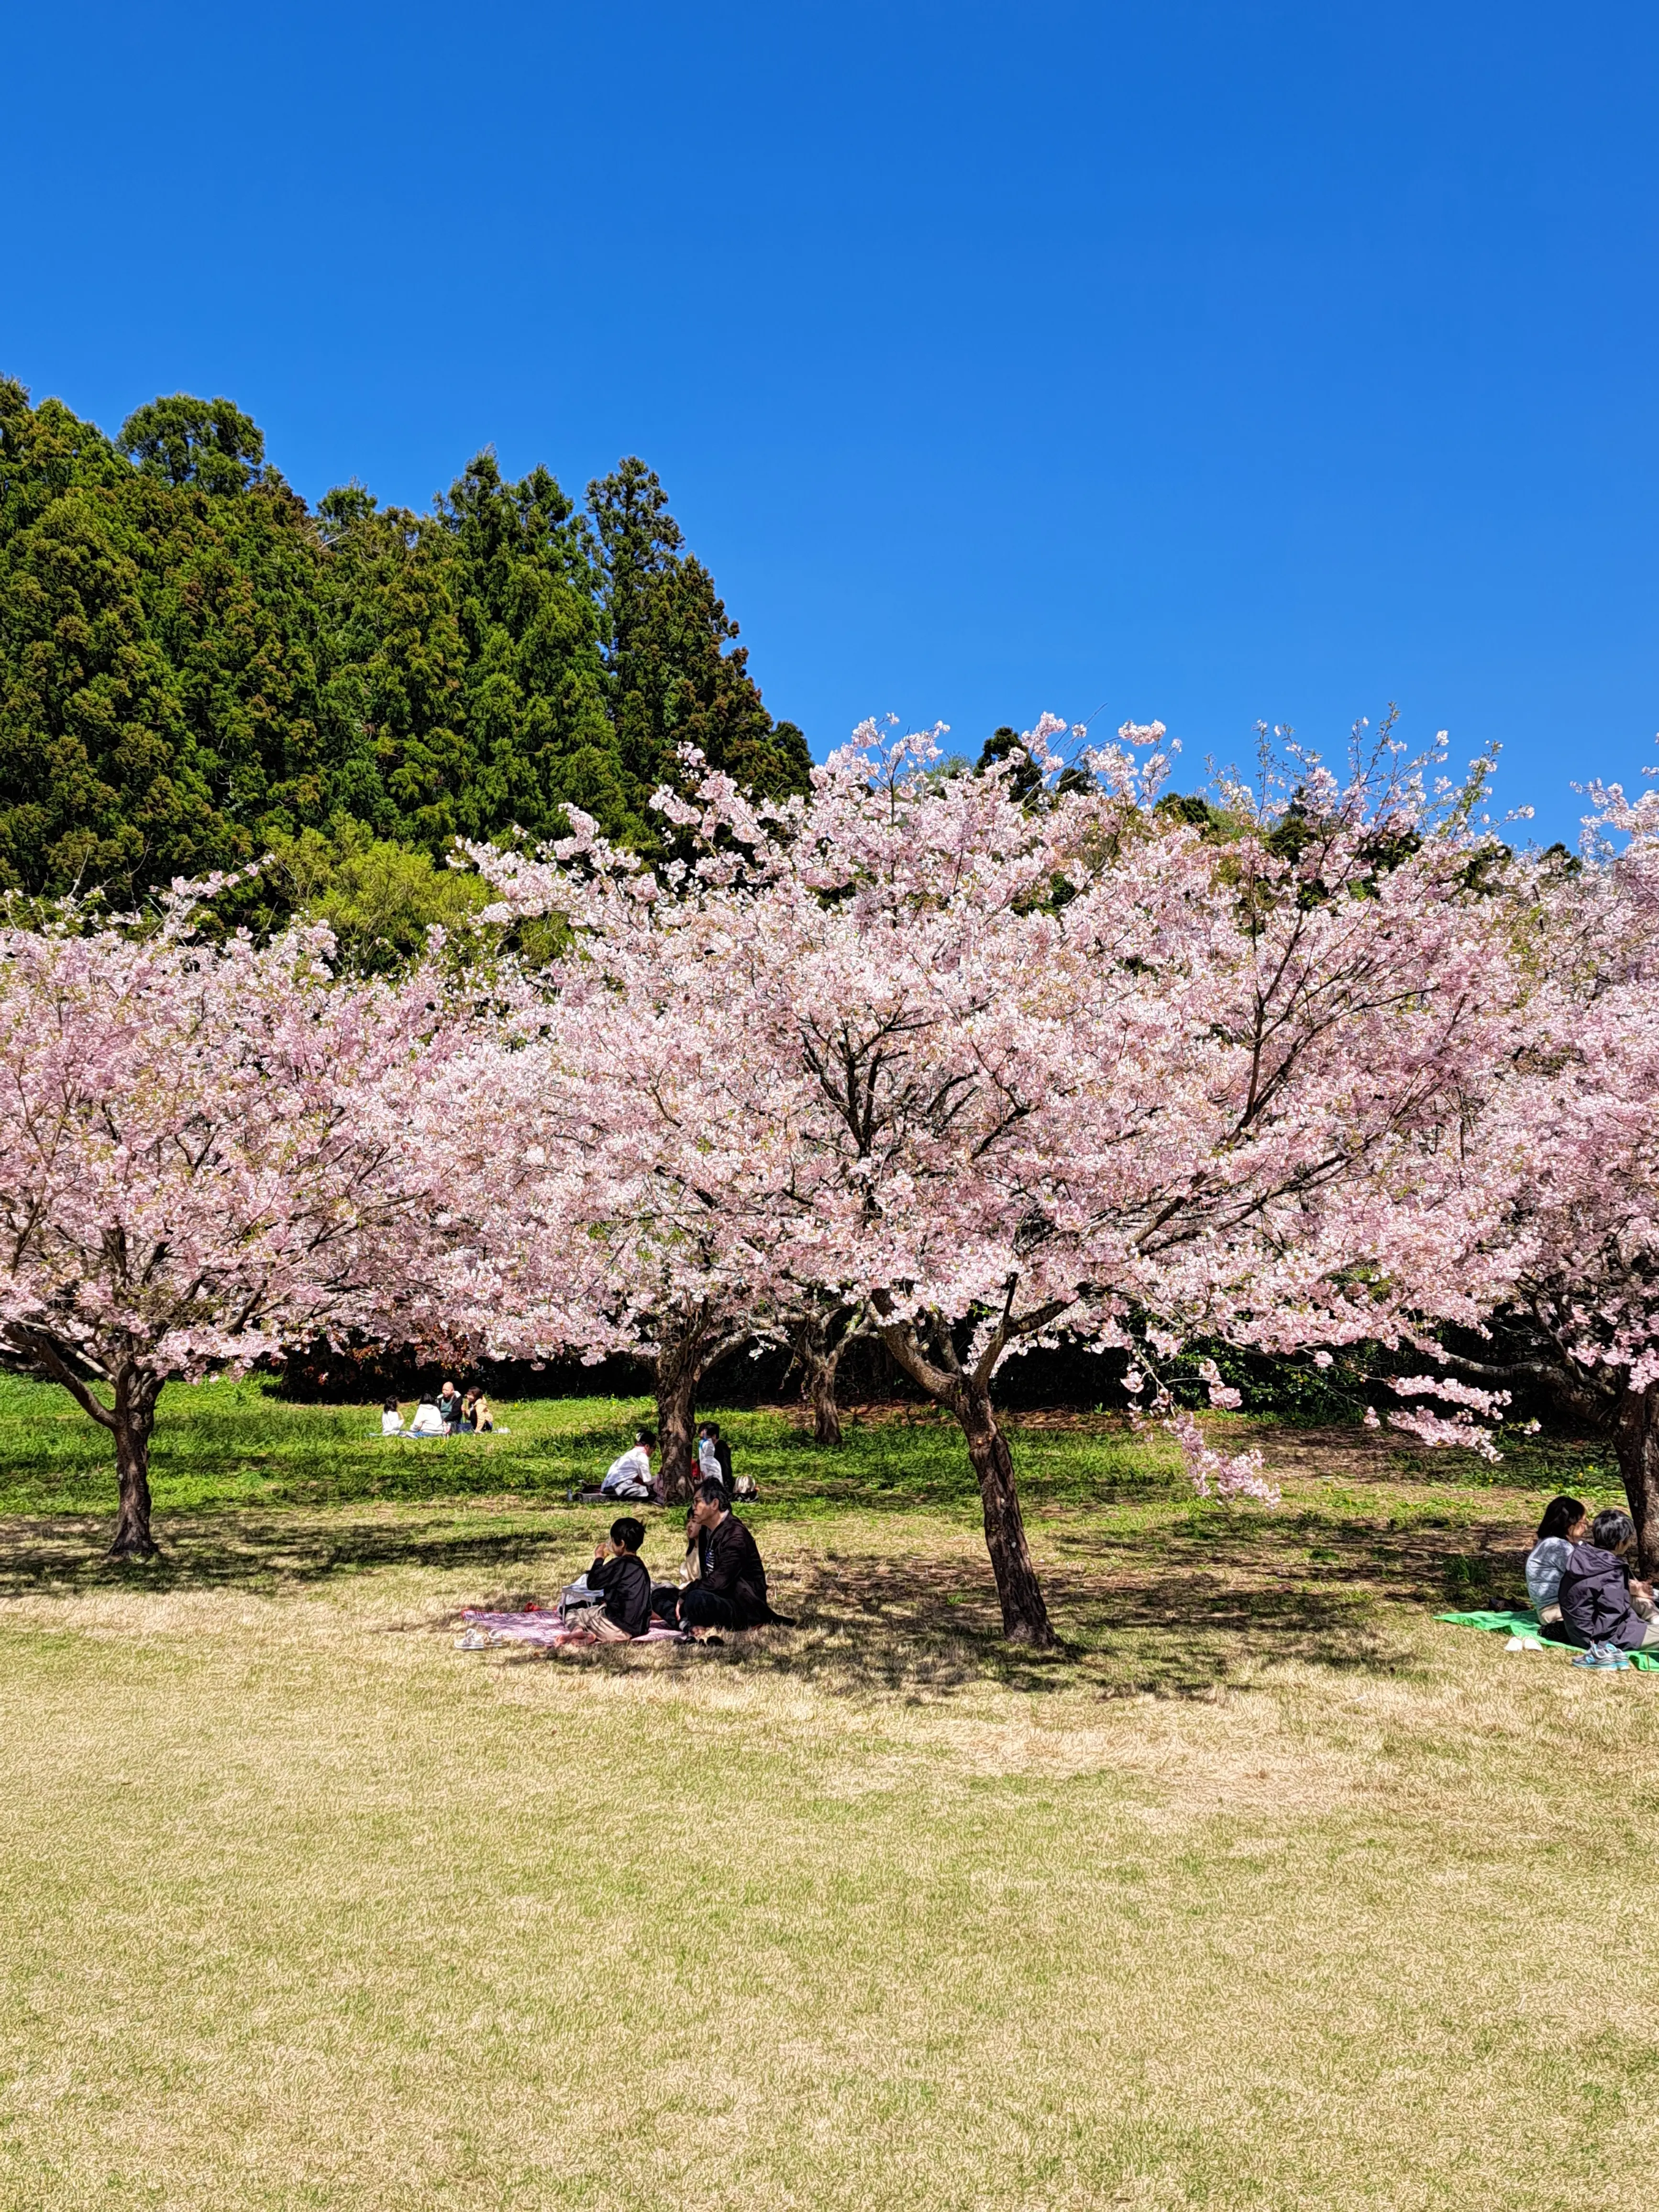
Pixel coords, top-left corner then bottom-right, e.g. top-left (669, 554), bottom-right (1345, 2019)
top-left (1556, 1509), bottom-right (1659, 1652)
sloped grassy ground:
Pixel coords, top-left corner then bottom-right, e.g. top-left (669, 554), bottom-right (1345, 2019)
top-left (1, 1377), bottom-right (1652, 2210)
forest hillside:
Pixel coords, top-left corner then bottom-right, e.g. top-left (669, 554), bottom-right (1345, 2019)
top-left (0, 383), bottom-right (809, 928)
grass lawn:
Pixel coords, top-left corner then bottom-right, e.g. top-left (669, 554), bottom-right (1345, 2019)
top-left (1, 1375), bottom-right (1654, 2209)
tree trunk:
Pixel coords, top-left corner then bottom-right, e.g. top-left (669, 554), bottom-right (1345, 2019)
top-left (1616, 1381), bottom-right (1659, 1578)
top-left (654, 1328), bottom-right (708, 1505)
top-left (872, 1314), bottom-right (1055, 1646)
top-left (802, 1346), bottom-right (844, 1447)
top-left (109, 1371), bottom-right (161, 1559)
top-left (957, 1384), bottom-right (1056, 1648)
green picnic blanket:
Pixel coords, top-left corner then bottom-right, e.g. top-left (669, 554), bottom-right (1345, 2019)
top-left (1436, 1607), bottom-right (1659, 1670)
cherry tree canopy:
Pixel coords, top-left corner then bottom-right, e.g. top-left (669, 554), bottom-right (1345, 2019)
top-left (469, 720), bottom-right (1526, 1640)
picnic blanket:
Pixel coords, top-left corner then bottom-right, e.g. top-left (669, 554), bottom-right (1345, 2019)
top-left (1436, 1607), bottom-right (1659, 1670)
top-left (454, 1607), bottom-right (691, 1650)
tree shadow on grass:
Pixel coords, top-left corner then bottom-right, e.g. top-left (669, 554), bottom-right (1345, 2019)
top-left (0, 1496), bottom-right (1526, 1700)
top-left (0, 1508), bottom-right (575, 1596)
top-left (479, 1526), bottom-right (1446, 1701)
top-left (728, 1545), bottom-right (1424, 1700)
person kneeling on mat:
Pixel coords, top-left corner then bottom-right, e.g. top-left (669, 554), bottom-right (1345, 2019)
top-left (584, 1517), bottom-right (653, 1640)
top-left (601, 1428), bottom-right (655, 1501)
top-left (653, 1478), bottom-right (775, 1634)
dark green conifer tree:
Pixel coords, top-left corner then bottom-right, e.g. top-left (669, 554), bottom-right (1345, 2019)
top-left (587, 457), bottom-right (810, 808)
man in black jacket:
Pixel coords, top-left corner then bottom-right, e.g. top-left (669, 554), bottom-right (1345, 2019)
top-left (654, 1479), bottom-right (776, 1634)
top-left (1557, 1509), bottom-right (1659, 1651)
top-left (583, 1518), bottom-right (653, 1640)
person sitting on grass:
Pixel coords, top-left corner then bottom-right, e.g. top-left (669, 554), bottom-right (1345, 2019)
top-left (583, 1517), bottom-right (653, 1641)
top-left (437, 1380), bottom-right (465, 1434)
top-left (408, 1399), bottom-right (445, 1437)
top-left (653, 1477), bottom-right (777, 1635)
top-left (1556, 1508), bottom-right (1659, 1652)
top-left (601, 1429), bottom-right (655, 1500)
top-left (697, 1421), bottom-right (732, 1493)
top-left (381, 1397), bottom-right (405, 1437)
top-left (468, 1389), bottom-right (495, 1434)
top-left (1526, 1495), bottom-right (1588, 1624)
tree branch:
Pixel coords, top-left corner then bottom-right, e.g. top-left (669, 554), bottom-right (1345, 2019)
top-left (6, 1327), bottom-right (120, 1431)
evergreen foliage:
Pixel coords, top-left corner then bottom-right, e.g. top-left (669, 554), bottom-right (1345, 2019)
top-left (0, 381), bottom-right (810, 903)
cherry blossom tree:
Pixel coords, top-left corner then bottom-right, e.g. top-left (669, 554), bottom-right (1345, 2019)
top-left (0, 891), bottom-right (454, 1556)
top-left (1431, 766), bottom-right (1659, 1563)
top-left (469, 718), bottom-right (1525, 1641)
top-left (443, 851), bottom-right (830, 1500)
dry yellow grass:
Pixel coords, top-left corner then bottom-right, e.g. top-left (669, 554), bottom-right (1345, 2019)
top-left (2, 1402), bottom-right (1656, 2208)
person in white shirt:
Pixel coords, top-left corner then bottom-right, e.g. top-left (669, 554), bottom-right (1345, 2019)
top-left (1526, 1495), bottom-right (1588, 1622)
top-left (601, 1428), bottom-right (656, 1499)
top-left (380, 1398), bottom-right (405, 1436)
top-left (408, 1401), bottom-right (445, 1438)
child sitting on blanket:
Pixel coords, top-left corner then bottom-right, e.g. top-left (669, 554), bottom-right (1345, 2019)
top-left (584, 1518), bottom-right (653, 1640)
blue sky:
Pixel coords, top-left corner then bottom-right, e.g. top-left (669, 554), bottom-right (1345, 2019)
top-left (9, 0), bottom-right (1658, 840)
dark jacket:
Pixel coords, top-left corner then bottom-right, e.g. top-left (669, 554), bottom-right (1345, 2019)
top-left (436, 1390), bottom-right (464, 1428)
top-left (586, 1551), bottom-right (653, 1638)
top-left (697, 1512), bottom-right (770, 1625)
top-left (1558, 1542), bottom-right (1649, 1651)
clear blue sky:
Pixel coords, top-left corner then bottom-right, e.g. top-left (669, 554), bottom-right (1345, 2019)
top-left (9, 0), bottom-right (1658, 840)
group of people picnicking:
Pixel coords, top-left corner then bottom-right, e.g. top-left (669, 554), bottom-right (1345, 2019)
top-left (580, 1489), bottom-right (777, 1638)
top-left (1525, 1496), bottom-right (1659, 1657)
top-left (598, 1423), bottom-right (749, 1504)
top-left (382, 1381), bottom-right (495, 1437)
top-left (581, 1423), bottom-right (777, 1638)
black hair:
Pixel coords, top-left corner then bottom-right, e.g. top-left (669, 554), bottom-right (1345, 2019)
top-left (695, 1476), bottom-right (729, 1509)
top-left (1536, 1495), bottom-right (1587, 1542)
top-left (1593, 1508), bottom-right (1637, 1553)
top-left (635, 1427), bottom-right (656, 1447)
top-left (610, 1516), bottom-right (646, 1552)
top-left (700, 1421), bottom-right (721, 1437)
top-left (383, 1397), bottom-right (398, 1413)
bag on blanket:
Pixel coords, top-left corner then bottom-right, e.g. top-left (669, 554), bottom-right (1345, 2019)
top-left (558, 1579), bottom-right (608, 1624)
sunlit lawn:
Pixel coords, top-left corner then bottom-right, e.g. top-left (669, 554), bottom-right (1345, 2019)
top-left (2, 1375), bottom-right (1654, 2209)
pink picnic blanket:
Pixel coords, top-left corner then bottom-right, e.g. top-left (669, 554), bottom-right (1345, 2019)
top-left (455, 1608), bottom-right (690, 1649)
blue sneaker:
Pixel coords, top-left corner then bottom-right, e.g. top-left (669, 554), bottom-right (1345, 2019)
top-left (1573, 1641), bottom-right (1632, 1671)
